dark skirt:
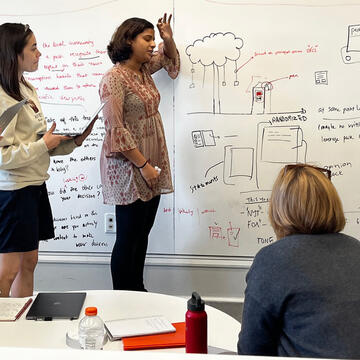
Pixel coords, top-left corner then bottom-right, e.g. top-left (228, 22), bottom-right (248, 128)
top-left (0, 183), bottom-right (54, 253)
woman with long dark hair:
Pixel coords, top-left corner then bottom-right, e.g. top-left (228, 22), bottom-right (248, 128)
top-left (0, 23), bottom-right (94, 297)
top-left (99, 14), bottom-right (180, 291)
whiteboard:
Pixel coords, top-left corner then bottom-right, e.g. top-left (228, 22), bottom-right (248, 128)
top-left (174, 0), bottom-right (360, 258)
top-left (2, 0), bottom-right (360, 262)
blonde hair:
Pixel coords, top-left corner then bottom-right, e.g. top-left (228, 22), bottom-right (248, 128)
top-left (269, 164), bottom-right (346, 239)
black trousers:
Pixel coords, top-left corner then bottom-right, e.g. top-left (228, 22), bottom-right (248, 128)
top-left (111, 195), bottom-right (160, 291)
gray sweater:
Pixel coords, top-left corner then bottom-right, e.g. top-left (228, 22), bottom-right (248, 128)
top-left (238, 233), bottom-right (360, 358)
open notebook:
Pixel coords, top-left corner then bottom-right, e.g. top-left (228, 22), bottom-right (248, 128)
top-left (38, 102), bottom-right (106, 136)
top-left (0, 297), bottom-right (33, 321)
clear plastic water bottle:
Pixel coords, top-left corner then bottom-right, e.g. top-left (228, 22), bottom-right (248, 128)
top-left (78, 307), bottom-right (104, 350)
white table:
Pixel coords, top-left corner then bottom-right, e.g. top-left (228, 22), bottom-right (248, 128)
top-left (0, 290), bottom-right (241, 353)
top-left (0, 347), bottom-right (255, 360)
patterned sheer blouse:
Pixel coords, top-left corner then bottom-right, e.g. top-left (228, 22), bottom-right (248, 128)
top-left (99, 44), bottom-right (180, 205)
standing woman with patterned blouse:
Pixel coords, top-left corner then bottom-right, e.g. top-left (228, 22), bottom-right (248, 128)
top-left (99, 15), bottom-right (180, 291)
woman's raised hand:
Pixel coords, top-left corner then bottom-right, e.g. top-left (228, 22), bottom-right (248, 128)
top-left (157, 13), bottom-right (173, 41)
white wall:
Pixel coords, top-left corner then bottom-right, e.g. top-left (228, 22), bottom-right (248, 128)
top-left (35, 258), bottom-right (248, 301)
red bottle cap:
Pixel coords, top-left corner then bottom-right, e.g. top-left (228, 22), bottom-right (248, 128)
top-left (85, 307), bottom-right (97, 316)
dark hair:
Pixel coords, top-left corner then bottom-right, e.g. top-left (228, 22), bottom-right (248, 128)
top-left (107, 17), bottom-right (154, 64)
top-left (0, 23), bottom-right (33, 101)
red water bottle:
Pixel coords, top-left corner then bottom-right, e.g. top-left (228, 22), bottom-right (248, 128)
top-left (185, 291), bottom-right (207, 353)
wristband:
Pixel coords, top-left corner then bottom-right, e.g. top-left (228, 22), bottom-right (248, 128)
top-left (137, 159), bottom-right (148, 169)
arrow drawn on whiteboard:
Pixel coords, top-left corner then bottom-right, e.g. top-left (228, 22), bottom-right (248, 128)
top-left (234, 56), bottom-right (254, 73)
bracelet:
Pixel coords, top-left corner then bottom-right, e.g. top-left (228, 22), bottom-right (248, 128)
top-left (137, 159), bottom-right (148, 169)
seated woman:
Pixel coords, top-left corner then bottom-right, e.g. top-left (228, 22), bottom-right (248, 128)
top-left (238, 163), bottom-right (360, 359)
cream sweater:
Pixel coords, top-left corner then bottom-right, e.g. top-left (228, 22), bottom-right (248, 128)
top-left (0, 82), bottom-right (77, 190)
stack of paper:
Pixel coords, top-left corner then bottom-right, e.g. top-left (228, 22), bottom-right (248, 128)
top-left (122, 322), bottom-right (185, 350)
top-left (104, 315), bottom-right (176, 341)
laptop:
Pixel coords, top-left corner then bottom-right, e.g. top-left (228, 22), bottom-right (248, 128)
top-left (26, 292), bottom-right (86, 321)
top-left (0, 98), bottom-right (27, 133)
top-left (38, 101), bottom-right (106, 136)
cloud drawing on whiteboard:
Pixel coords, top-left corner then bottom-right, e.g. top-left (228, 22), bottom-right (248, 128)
top-left (186, 32), bottom-right (243, 67)
top-left (186, 32), bottom-right (244, 114)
